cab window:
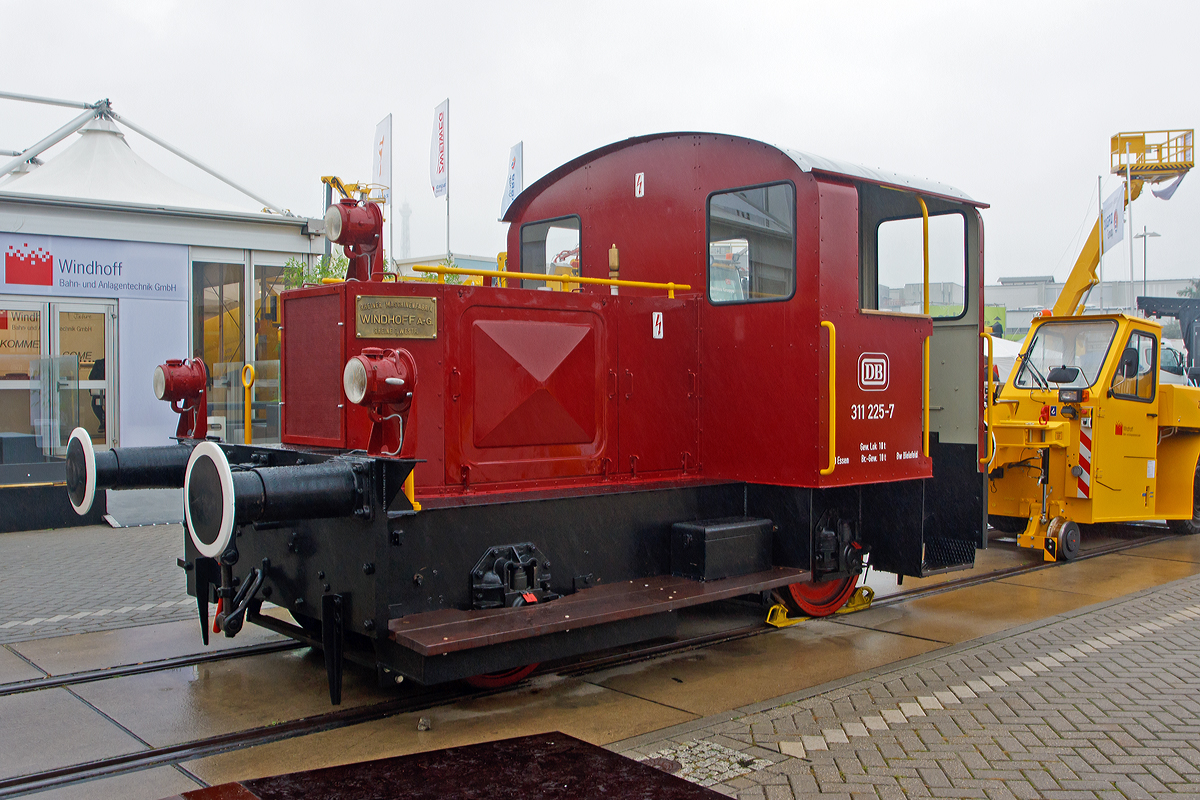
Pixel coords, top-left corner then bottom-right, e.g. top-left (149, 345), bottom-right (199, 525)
top-left (876, 212), bottom-right (967, 318)
top-left (707, 183), bottom-right (795, 304)
top-left (1013, 320), bottom-right (1117, 390)
top-left (520, 216), bottom-right (580, 290)
top-left (1111, 330), bottom-right (1156, 401)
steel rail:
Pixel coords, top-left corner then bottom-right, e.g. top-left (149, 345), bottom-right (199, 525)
top-left (0, 686), bottom-right (472, 798)
top-left (0, 525), bottom-right (1181, 797)
top-left (0, 640), bottom-right (303, 699)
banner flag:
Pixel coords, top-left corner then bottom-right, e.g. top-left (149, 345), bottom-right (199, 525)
top-left (430, 99), bottom-right (449, 198)
top-left (500, 141), bottom-right (523, 218)
top-left (1101, 186), bottom-right (1124, 254)
top-left (1152, 173), bottom-right (1186, 201)
top-left (373, 114), bottom-right (392, 203)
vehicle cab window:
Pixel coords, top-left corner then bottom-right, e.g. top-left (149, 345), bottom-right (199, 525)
top-left (707, 183), bottom-right (795, 304)
top-left (875, 212), bottom-right (967, 318)
top-left (1013, 320), bottom-right (1117, 391)
top-left (520, 216), bottom-right (580, 290)
top-left (1111, 330), bottom-right (1156, 401)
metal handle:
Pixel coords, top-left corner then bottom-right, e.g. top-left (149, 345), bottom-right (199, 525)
top-left (241, 364), bottom-right (256, 445)
top-left (916, 196), bottom-right (932, 459)
top-left (980, 332), bottom-right (993, 465)
top-left (821, 320), bottom-right (837, 476)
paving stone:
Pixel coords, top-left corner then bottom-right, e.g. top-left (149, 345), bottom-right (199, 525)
top-left (616, 573), bottom-right (1200, 799)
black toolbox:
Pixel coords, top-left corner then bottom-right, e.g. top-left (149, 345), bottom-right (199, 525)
top-left (670, 517), bottom-right (773, 581)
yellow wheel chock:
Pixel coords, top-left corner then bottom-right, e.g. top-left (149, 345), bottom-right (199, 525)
top-left (765, 586), bottom-right (875, 628)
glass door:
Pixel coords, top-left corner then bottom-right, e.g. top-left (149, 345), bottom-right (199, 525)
top-left (0, 301), bottom-right (51, 461)
top-left (51, 302), bottom-right (116, 450)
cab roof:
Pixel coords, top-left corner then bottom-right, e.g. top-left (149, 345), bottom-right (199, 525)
top-left (502, 132), bottom-right (987, 223)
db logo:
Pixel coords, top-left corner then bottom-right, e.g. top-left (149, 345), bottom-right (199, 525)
top-left (858, 353), bottom-right (889, 391)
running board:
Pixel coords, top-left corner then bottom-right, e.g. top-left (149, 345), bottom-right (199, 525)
top-left (388, 566), bottom-right (809, 657)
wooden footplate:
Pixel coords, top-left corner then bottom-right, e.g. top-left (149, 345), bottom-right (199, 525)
top-left (389, 566), bottom-right (809, 656)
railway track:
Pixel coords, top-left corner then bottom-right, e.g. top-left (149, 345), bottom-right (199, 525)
top-left (0, 527), bottom-right (1180, 798)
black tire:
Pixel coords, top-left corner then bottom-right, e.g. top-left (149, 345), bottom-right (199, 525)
top-left (1168, 464), bottom-right (1200, 535)
top-left (1058, 520), bottom-right (1081, 561)
top-left (988, 515), bottom-right (1027, 534)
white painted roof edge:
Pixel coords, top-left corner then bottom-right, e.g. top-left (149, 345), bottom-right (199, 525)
top-left (0, 190), bottom-right (318, 228)
top-left (781, 148), bottom-right (983, 207)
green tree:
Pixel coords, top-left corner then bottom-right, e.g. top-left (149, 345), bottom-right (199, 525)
top-left (1178, 278), bottom-right (1200, 298)
top-left (284, 254), bottom-right (349, 288)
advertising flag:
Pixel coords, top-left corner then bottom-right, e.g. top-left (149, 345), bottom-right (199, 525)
top-left (373, 114), bottom-right (392, 203)
top-left (499, 141), bottom-right (523, 218)
top-left (429, 99), bottom-right (449, 198)
top-left (1152, 173), bottom-right (1186, 201)
top-left (1101, 186), bottom-right (1124, 254)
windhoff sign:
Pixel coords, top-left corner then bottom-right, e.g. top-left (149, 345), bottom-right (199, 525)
top-left (1, 233), bottom-right (187, 301)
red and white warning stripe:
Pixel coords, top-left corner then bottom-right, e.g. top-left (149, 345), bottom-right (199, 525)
top-left (1076, 422), bottom-right (1092, 499)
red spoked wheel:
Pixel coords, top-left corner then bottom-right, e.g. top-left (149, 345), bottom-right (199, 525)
top-left (784, 575), bottom-right (860, 618)
top-left (463, 663), bottom-right (539, 689)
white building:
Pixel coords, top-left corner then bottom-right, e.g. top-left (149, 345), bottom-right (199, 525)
top-left (1, 115), bottom-right (322, 498)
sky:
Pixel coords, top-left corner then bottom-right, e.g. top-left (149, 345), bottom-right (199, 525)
top-left (1, 0), bottom-right (1197, 286)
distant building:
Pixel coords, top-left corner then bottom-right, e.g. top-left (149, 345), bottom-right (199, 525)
top-left (985, 275), bottom-right (1194, 339)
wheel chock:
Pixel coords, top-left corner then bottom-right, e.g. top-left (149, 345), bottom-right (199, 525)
top-left (765, 586), bottom-right (875, 628)
top-left (837, 586), bottom-right (875, 614)
top-left (766, 603), bottom-right (806, 628)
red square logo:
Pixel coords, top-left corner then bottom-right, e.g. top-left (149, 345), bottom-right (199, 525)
top-left (0, 310), bottom-right (7, 330)
top-left (4, 243), bottom-right (53, 286)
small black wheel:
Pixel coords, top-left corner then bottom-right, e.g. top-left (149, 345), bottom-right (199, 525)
top-left (988, 515), bottom-right (1027, 534)
top-left (1057, 520), bottom-right (1081, 561)
top-left (1168, 463), bottom-right (1200, 536)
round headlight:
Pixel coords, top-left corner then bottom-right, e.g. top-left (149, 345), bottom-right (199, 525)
top-left (343, 357), bottom-right (368, 405)
top-left (324, 204), bottom-right (343, 243)
top-left (153, 364), bottom-right (167, 400)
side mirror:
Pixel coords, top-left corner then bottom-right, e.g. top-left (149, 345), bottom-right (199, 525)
top-left (1047, 365), bottom-right (1080, 384)
top-left (1117, 348), bottom-right (1139, 379)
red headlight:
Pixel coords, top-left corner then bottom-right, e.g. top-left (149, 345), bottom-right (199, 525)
top-left (324, 199), bottom-right (381, 252)
top-left (154, 359), bottom-right (206, 403)
top-left (343, 347), bottom-right (414, 407)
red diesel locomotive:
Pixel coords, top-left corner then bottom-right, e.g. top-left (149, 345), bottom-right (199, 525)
top-left (66, 133), bottom-right (988, 702)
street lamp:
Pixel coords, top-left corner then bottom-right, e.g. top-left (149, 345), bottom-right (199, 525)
top-left (1134, 227), bottom-right (1160, 304)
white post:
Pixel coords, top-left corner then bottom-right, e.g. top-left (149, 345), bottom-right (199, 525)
top-left (445, 99), bottom-right (451, 261)
top-left (1098, 176), bottom-right (1104, 313)
top-left (1126, 143), bottom-right (1135, 314)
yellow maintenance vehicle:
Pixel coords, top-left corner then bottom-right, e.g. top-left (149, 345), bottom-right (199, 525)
top-left (985, 130), bottom-right (1198, 560)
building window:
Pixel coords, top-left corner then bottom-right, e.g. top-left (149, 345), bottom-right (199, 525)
top-left (707, 183), bottom-right (795, 304)
top-left (193, 261), bottom-right (245, 433)
top-left (876, 212), bottom-right (966, 318)
top-left (252, 264), bottom-right (285, 442)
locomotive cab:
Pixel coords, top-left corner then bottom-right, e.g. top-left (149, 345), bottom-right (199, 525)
top-left (68, 133), bottom-right (989, 701)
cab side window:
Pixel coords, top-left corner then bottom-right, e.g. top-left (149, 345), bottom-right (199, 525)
top-left (1110, 331), bottom-right (1156, 401)
top-left (707, 183), bottom-right (795, 304)
top-left (521, 216), bottom-right (580, 290)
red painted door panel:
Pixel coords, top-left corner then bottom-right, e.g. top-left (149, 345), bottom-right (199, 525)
top-left (617, 296), bottom-right (698, 474)
top-left (445, 287), bottom-right (616, 486)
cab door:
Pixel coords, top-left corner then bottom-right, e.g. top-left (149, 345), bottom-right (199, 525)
top-left (1095, 327), bottom-right (1159, 519)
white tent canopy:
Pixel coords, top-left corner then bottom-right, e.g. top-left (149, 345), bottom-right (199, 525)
top-left (0, 118), bottom-right (260, 214)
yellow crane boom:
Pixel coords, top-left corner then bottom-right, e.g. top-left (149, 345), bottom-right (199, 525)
top-left (1051, 130), bottom-right (1192, 317)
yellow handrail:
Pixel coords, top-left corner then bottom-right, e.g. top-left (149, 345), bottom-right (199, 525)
top-left (820, 320), bottom-right (837, 476)
top-left (496, 251), bottom-right (508, 289)
top-left (241, 364), bottom-right (256, 445)
top-left (918, 197), bottom-right (930, 458)
top-left (979, 332), bottom-right (993, 465)
top-left (413, 264), bottom-right (690, 299)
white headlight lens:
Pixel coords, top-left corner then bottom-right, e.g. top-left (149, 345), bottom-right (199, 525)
top-left (153, 365), bottom-right (167, 400)
top-left (343, 358), bottom-right (368, 405)
top-left (324, 205), bottom-right (343, 243)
